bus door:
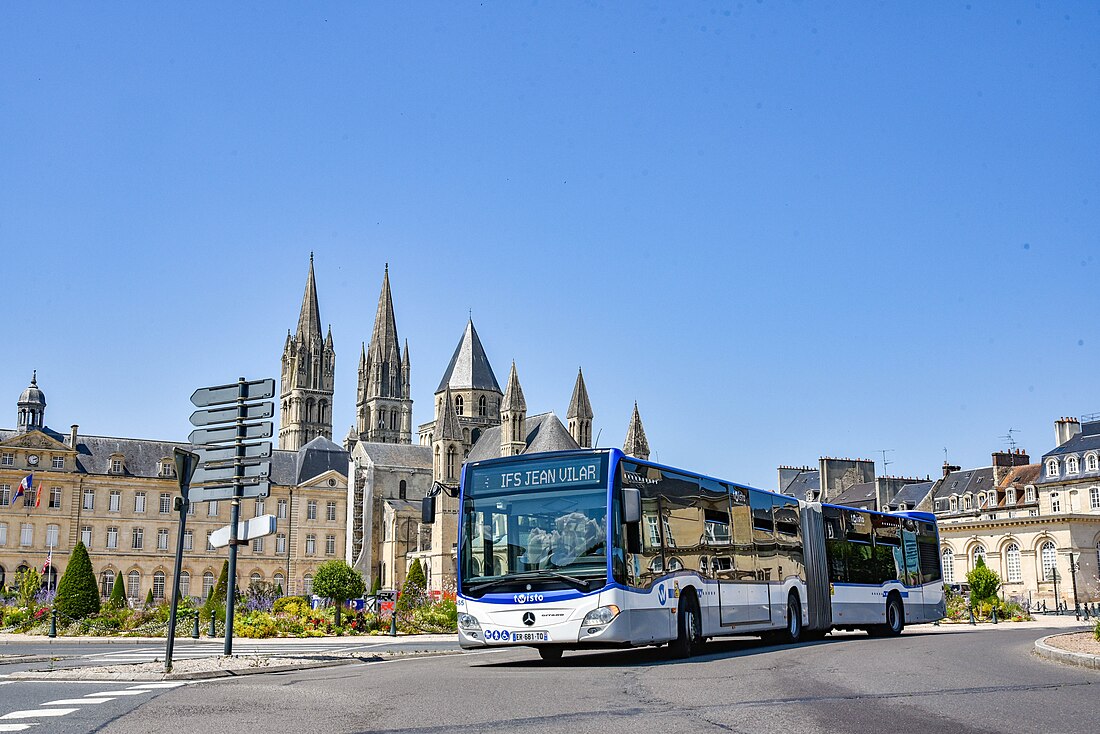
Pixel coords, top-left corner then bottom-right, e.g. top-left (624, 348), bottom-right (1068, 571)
top-left (899, 519), bottom-right (924, 612)
top-left (717, 484), bottom-right (769, 624)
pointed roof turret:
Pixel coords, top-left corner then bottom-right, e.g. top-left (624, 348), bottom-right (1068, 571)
top-left (296, 253), bottom-right (323, 341)
top-left (359, 342), bottom-right (367, 370)
top-left (325, 325), bottom-right (334, 349)
top-left (368, 264), bottom-right (400, 361)
top-left (402, 339), bottom-right (410, 368)
top-left (501, 361), bottom-right (527, 413)
top-left (623, 402), bottom-right (650, 460)
top-left (436, 319), bottom-right (502, 394)
top-left (435, 388), bottom-right (463, 441)
top-left (566, 368), bottom-right (593, 420)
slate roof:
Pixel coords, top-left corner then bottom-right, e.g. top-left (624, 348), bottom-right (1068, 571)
top-left (891, 481), bottom-right (934, 507)
top-left (832, 481), bottom-right (876, 509)
top-left (784, 470), bottom-right (820, 497)
top-left (353, 442), bottom-right (432, 470)
top-left (466, 412), bottom-right (580, 463)
top-left (932, 466), bottom-right (995, 499)
top-left (0, 426), bottom-right (347, 486)
top-left (1039, 420), bottom-right (1100, 484)
top-left (436, 320), bottom-right (502, 394)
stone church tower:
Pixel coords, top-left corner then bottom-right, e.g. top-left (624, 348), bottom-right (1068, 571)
top-left (500, 362), bottom-right (527, 457)
top-left (356, 266), bottom-right (413, 445)
top-left (279, 254), bottom-right (336, 451)
top-left (566, 368), bottom-right (593, 448)
top-left (623, 402), bottom-right (650, 461)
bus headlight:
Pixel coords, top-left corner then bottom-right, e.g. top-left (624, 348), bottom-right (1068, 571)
top-left (458, 613), bottom-right (481, 631)
top-left (581, 605), bottom-right (620, 627)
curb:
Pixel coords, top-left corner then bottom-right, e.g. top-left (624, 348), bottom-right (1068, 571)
top-left (5, 655), bottom-right (374, 682)
top-left (1034, 633), bottom-right (1100, 671)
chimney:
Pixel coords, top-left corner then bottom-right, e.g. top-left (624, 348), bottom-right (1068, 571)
top-left (942, 461), bottom-right (961, 478)
top-left (1055, 417), bottom-right (1081, 447)
top-left (992, 449), bottom-right (1029, 484)
top-left (69, 424), bottom-right (78, 447)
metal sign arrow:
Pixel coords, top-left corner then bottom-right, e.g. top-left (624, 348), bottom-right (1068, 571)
top-left (189, 481), bottom-right (271, 502)
top-left (188, 421), bottom-right (273, 446)
top-left (194, 441), bottom-right (272, 464)
top-left (190, 378), bottom-right (276, 408)
top-left (209, 515), bottom-right (278, 548)
top-left (190, 401), bottom-right (274, 427)
top-left (192, 461), bottom-right (270, 486)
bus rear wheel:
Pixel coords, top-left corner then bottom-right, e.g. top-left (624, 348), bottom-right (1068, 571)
top-left (781, 592), bottom-right (803, 644)
top-left (669, 595), bottom-right (701, 659)
top-left (869, 594), bottom-right (905, 637)
top-left (537, 646), bottom-right (564, 663)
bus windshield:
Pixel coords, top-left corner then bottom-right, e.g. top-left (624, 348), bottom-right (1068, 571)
top-left (460, 453), bottom-right (609, 596)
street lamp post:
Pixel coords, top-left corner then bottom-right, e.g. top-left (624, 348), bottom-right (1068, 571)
top-left (1070, 553), bottom-right (1081, 620)
top-left (1052, 567), bottom-right (1061, 615)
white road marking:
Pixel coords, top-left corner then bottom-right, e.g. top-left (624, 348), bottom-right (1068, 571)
top-left (2, 708), bottom-right (78, 719)
top-left (0, 724), bottom-right (33, 732)
top-left (42, 698), bottom-right (115, 705)
top-left (126, 683), bottom-right (185, 689)
top-left (85, 691), bottom-right (149, 697)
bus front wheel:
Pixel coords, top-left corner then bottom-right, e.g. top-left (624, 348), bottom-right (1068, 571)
top-left (669, 595), bottom-right (701, 659)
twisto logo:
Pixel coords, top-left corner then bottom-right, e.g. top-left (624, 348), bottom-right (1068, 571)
top-left (513, 592), bottom-right (544, 604)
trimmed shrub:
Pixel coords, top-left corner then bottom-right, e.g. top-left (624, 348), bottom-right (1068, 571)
top-left (967, 557), bottom-right (1001, 603)
top-left (54, 541), bottom-right (100, 619)
top-left (202, 561), bottom-right (229, 620)
top-left (107, 574), bottom-right (127, 610)
top-left (312, 560), bottom-right (365, 626)
top-left (396, 559), bottom-right (427, 613)
top-left (145, 589), bottom-right (154, 607)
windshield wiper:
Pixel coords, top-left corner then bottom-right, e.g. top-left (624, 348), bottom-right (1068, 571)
top-left (465, 569), bottom-right (599, 593)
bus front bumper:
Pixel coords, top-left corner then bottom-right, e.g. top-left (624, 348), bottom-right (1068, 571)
top-left (458, 610), bottom-right (632, 649)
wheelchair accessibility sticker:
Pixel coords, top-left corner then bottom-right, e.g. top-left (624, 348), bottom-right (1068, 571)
top-left (657, 584), bottom-right (667, 605)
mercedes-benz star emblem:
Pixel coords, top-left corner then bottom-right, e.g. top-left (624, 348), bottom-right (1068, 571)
top-left (522, 612), bottom-right (536, 627)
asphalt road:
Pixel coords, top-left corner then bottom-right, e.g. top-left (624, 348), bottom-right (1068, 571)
top-left (3, 625), bottom-right (1096, 734)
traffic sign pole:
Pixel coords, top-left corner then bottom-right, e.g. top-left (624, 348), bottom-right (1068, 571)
top-left (224, 377), bottom-right (247, 656)
top-left (165, 447), bottom-right (198, 673)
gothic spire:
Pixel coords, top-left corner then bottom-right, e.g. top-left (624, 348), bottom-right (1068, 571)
top-left (501, 361), bottom-right (527, 413)
top-left (436, 319), bottom-right (501, 394)
top-left (296, 253), bottom-right (323, 341)
top-left (368, 264), bottom-right (400, 361)
top-left (436, 387), bottom-right (463, 441)
top-left (623, 402), bottom-right (650, 461)
top-left (566, 367), bottom-right (593, 420)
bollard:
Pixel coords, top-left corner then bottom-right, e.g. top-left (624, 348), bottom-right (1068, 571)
top-left (389, 610), bottom-right (397, 637)
top-left (991, 608), bottom-right (998, 624)
top-left (193, 612), bottom-right (201, 639)
top-left (48, 609), bottom-right (57, 638)
top-left (209, 615), bottom-right (216, 638)
top-left (969, 607), bottom-right (976, 625)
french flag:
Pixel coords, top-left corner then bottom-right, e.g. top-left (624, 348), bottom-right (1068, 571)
top-left (12, 474), bottom-right (31, 504)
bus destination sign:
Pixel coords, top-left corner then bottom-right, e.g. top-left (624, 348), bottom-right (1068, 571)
top-left (471, 455), bottom-right (606, 494)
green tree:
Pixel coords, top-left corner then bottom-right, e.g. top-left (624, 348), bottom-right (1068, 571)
top-left (396, 559), bottom-right (427, 614)
top-left (17, 567), bottom-right (42, 609)
top-left (312, 560), bottom-right (365, 627)
top-left (967, 556), bottom-right (1001, 604)
top-left (145, 588), bottom-right (155, 607)
top-left (370, 575), bottom-right (381, 596)
top-left (54, 541), bottom-right (100, 619)
top-left (203, 560), bottom-right (230, 620)
top-left (108, 573), bottom-right (127, 609)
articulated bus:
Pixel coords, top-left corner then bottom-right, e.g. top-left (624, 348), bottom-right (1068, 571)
top-left (426, 448), bottom-right (944, 662)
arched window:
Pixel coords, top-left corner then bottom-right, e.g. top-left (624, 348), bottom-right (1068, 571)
top-left (1047, 459), bottom-right (1059, 477)
top-left (152, 571), bottom-right (166, 600)
top-left (949, 496), bottom-right (958, 511)
top-left (303, 575), bottom-right (313, 596)
top-left (179, 571), bottom-right (190, 598)
top-left (1005, 543), bottom-right (1021, 582)
top-left (1067, 457), bottom-right (1080, 475)
top-left (1088, 454), bottom-right (1099, 473)
top-left (972, 544), bottom-right (986, 568)
top-left (399, 480), bottom-right (407, 500)
top-left (478, 395), bottom-right (487, 417)
top-left (446, 446), bottom-right (457, 481)
top-left (1041, 541), bottom-right (1057, 581)
top-left (273, 573), bottom-right (285, 592)
top-left (101, 570), bottom-right (115, 597)
top-left (250, 572), bottom-right (261, 586)
top-left (963, 495), bottom-right (972, 510)
top-left (455, 396), bottom-right (464, 416)
top-left (942, 549), bottom-right (954, 584)
top-left (127, 571), bottom-right (141, 599)
top-left (203, 571), bottom-right (216, 598)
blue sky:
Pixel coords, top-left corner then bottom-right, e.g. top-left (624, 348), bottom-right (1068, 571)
top-left (1, 2), bottom-right (1097, 489)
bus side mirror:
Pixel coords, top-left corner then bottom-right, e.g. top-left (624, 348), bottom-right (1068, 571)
top-left (422, 495), bottom-right (436, 524)
top-left (622, 488), bottom-right (641, 524)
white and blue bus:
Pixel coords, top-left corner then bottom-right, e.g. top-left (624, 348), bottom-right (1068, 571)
top-left (425, 448), bottom-right (944, 662)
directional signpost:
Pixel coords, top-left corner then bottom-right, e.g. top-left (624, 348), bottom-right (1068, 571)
top-left (164, 447), bottom-right (199, 673)
top-left (188, 377), bottom-right (275, 655)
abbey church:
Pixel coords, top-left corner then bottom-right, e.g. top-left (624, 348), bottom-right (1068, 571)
top-left (280, 257), bottom-right (654, 593)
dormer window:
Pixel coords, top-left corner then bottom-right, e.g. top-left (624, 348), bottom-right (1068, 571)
top-left (1026, 486), bottom-right (1036, 503)
top-left (963, 495), bottom-right (972, 510)
top-left (1047, 459), bottom-right (1059, 477)
top-left (1087, 454), bottom-right (1099, 473)
top-left (1066, 457), bottom-right (1080, 475)
top-left (950, 497), bottom-right (958, 511)
top-left (109, 454), bottom-right (124, 474)
top-left (159, 461), bottom-right (174, 477)
top-left (1007, 488), bottom-right (1016, 505)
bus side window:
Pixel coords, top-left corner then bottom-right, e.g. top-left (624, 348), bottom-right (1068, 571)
top-left (822, 506), bottom-right (847, 583)
top-left (750, 492), bottom-right (777, 582)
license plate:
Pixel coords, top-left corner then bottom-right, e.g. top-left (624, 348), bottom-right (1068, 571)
top-left (509, 630), bottom-right (548, 643)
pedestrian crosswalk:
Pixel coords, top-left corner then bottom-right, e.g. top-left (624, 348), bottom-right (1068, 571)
top-left (0, 682), bottom-right (187, 731)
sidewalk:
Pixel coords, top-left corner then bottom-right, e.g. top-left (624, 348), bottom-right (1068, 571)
top-left (0, 632), bottom-right (458, 645)
top-left (910, 614), bottom-right (1092, 633)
